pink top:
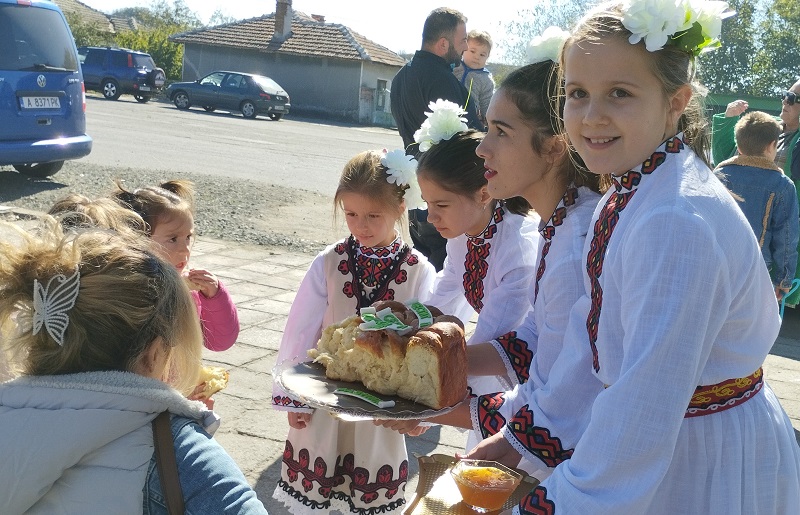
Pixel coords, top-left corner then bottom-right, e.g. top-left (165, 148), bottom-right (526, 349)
top-left (191, 281), bottom-right (239, 351)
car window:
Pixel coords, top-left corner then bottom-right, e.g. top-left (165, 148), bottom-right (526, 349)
top-left (200, 72), bottom-right (226, 87)
top-left (110, 51), bottom-right (127, 68)
top-left (252, 75), bottom-right (283, 93)
top-left (223, 74), bottom-right (244, 89)
top-left (0, 4), bottom-right (78, 72)
top-left (83, 49), bottom-right (104, 66)
top-left (132, 54), bottom-right (156, 69)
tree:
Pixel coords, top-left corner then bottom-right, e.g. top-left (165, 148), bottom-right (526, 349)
top-left (109, 0), bottom-right (203, 80)
top-left (751, 0), bottom-right (800, 95)
top-left (64, 12), bottom-right (113, 47)
top-left (696, 0), bottom-right (757, 95)
top-left (207, 9), bottom-right (237, 27)
top-left (499, 0), bottom-right (597, 65)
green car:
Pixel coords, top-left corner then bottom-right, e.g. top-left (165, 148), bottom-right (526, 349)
top-left (166, 71), bottom-right (291, 120)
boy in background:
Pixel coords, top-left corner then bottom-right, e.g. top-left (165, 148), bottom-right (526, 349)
top-left (453, 30), bottom-right (494, 128)
top-left (716, 111), bottom-right (800, 301)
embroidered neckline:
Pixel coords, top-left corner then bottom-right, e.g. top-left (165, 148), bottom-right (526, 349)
top-left (355, 236), bottom-right (402, 259)
top-left (346, 235), bottom-right (410, 313)
top-left (586, 134), bottom-right (684, 373)
top-left (535, 186), bottom-right (579, 303)
top-left (467, 202), bottom-right (505, 246)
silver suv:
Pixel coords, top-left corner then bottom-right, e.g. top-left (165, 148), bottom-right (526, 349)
top-left (0, 0), bottom-right (91, 177)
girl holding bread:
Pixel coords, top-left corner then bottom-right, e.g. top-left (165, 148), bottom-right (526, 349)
top-left (271, 150), bottom-right (436, 514)
top-left (113, 180), bottom-right (240, 353)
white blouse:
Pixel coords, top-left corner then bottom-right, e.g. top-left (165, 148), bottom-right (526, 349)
top-left (512, 136), bottom-right (800, 514)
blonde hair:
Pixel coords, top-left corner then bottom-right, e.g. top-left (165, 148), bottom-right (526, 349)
top-left (0, 221), bottom-right (202, 394)
top-left (48, 193), bottom-right (147, 237)
top-left (334, 150), bottom-right (408, 223)
top-left (468, 30), bottom-right (493, 52)
top-left (560, 1), bottom-right (712, 182)
top-left (735, 111), bottom-right (781, 157)
top-left (112, 179), bottom-right (195, 235)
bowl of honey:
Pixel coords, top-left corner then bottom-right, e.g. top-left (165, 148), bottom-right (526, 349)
top-left (449, 459), bottom-right (523, 513)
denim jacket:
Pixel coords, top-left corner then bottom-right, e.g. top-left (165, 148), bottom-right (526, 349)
top-left (143, 415), bottom-right (268, 514)
top-left (717, 155), bottom-right (800, 289)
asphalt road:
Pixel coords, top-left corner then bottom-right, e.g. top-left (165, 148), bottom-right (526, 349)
top-left (82, 93), bottom-right (404, 195)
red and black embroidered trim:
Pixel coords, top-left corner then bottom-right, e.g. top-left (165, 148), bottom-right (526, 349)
top-left (476, 392), bottom-right (508, 438)
top-left (509, 405), bottom-right (573, 468)
top-left (463, 204), bottom-right (504, 312)
top-left (518, 486), bottom-right (555, 515)
top-left (496, 331), bottom-right (532, 383)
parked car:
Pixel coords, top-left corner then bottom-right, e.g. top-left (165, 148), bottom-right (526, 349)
top-left (77, 46), bottom-right (166, 102)
top-left (166, 71), bottom-right (290, 120)
top-left (0, 0), bottom-right (92, 178)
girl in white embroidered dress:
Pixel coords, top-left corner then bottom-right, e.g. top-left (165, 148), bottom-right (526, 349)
top-left (271, 150), bottom-right (436, 515)
top-left (467, 2), bottom-right (800, 514)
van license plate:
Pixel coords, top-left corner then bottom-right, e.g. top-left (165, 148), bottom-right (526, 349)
top-left (20, 97), bottom-right (61, 109)
top-left (273, 106), bottom-right (284, 111)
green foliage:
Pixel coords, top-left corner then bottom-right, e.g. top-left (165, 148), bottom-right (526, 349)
top-left (114, 26), bottom-right (184, 80)
top-left (696, 0), bottom-right (757, 95)
top-left (208, 9), bottom-right (237, 27)
top-left (64, 12), bottom-right (113, 47)
top-left (499, 0), bottom-right (599, 65)
top-left (751, 0), bottom-right (800, 95)
top-left (108, 1), bottom-right (203, 80)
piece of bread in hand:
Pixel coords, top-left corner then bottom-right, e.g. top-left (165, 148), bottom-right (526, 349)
top-left (196, 365), bottom-right (229, 399)
top-left (183, 273), bottom-right (201, 291)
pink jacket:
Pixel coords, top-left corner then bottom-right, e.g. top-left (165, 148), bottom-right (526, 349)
top-left (191, 281), bottom-right (239, 351)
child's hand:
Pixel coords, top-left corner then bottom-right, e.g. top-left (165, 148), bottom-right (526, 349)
top-left (186, 268), bottom-right (219, 298)
top-left (187, 384), bottom-right (215, 410)
top-left (288, 411), bottom-right (313, 429)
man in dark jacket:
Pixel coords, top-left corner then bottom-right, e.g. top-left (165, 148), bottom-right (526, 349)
top-left (390, 7), bottom-right (481, 270)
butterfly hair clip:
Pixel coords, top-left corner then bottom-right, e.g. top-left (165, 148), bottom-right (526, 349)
top-left (32, 267), bottom-right (81, 347)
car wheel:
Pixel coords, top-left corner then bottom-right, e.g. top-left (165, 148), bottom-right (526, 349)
top-left (240, 100), bottom-right (257, 119)
top-left (203, 106), bottom-right (216, 112)
top-left (13, 161), bottom-right (64, 178)
top-left (269, 113), bottom-right (283, 121)
top-left (173, 91), bottom-right (191, 110)
top-left (134, 94), bottom-right (151, 103)
top-left (102, 79), bottom-right (121, 100)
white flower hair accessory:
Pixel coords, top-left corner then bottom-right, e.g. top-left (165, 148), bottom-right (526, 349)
top-left (621, 0), bottom-right (734, 55)
top-left (413, 99), bottom-right (468, 152)
top-left (381, 149), bottom-right (426, 210)
top-left (32, 267), bottom-right (81, 346)
top-left (526, 26), bottom-right (570, 64)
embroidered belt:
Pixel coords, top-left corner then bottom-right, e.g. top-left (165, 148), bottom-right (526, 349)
top-left (684, 368), bottom-right (763, 418)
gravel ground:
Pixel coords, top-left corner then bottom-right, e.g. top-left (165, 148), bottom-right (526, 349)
top-left (0, 161), bottom-right (348, 254)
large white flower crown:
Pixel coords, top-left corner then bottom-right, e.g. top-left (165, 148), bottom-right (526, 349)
top-left (620, 0), bottom-right (734, 55)
top-left (381, 149), bottom-right (426, 210)
top-left (413, 99), bottom-right (468, 153)
top-left (527, 26), bottom-right (570, 64)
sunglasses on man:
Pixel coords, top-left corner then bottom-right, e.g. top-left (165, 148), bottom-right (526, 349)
top-left (781, 91), bottom-right (797, 106)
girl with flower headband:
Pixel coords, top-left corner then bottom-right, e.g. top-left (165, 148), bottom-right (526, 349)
top-left (0, 223), bottom-right (267, 513)
top-left (271, 149), bottom-right (435, 514)
top-left (384, 30), bottom-right (608, 480)
top-left (412, 99), bottom-right (542, 449)
top-left (466, 1), bottom-right (800, 513)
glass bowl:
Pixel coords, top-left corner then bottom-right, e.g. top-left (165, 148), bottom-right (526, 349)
top-left (449, 459), bottom-right (523, 513)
